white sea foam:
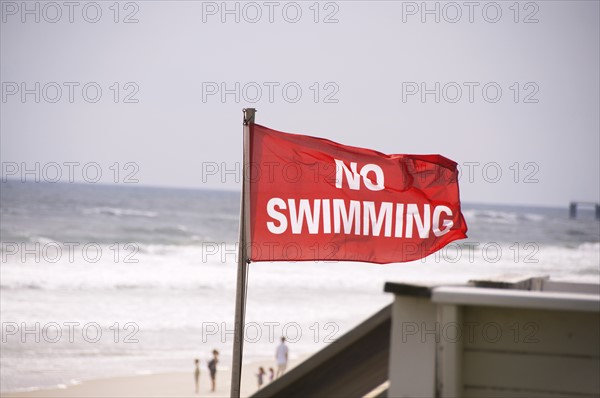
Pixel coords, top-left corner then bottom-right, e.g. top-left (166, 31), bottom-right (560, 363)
top-left (1, 241), bottom-right (598, 293)
top-left (3, 240), bottom-right (598, 392)
top-left (82, 207), bottom-right (158, 218)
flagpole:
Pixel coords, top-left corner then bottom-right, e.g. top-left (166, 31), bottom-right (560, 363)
top-left (230, 108), bottom-right (255, 398)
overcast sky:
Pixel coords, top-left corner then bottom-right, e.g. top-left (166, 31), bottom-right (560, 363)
top-left (1, 0), bottom-right (599, 207)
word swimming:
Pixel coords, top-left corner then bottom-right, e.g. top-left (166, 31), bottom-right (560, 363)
top-left (266, 199), bottom-right (454, 239)
top-left (264, 158), bottom-right (455, 239)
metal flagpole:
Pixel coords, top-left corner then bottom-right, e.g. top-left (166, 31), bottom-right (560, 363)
top-left (230, 108), bottom-right (255, 398)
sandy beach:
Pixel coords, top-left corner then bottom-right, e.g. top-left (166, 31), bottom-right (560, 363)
top-left (2, 356), bottom-right (307, 398)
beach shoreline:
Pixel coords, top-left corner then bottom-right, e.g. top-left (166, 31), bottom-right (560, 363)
top-left (2, 355), bottom-right (308, 398)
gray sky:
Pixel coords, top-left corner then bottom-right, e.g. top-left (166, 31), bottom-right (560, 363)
top-left (1, 0), bottom-right (599, 207)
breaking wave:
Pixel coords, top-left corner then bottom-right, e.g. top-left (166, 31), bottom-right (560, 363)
top-left (82, 207), bottom-right (158, 218)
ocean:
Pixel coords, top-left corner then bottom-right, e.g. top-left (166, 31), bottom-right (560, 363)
top-left (1, 180), bottom-right (598, 393)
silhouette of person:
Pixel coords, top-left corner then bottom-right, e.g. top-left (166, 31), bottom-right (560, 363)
top-left (208, 349), bottom-right (219, 392)
top-left (275, 336), bottom-right (288, 378)
top-left (257, 366), bottom-right (266, 389)
top-left (194, 359), bottom-right (200, 394)
top-left (268, 367), bottom-right (274, 383)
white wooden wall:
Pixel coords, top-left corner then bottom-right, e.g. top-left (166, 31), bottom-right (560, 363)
top-left (387, 285), bottom-right (600, 398)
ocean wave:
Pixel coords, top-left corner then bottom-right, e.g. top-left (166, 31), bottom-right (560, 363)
top-left (112, 283), bottom-right (214, 291)
top-left (0, 283), bottom-right (43, 291)
top-left (577, 242), bottom-right (600, 251)
top-left (463, 209), bottom-right (545, 224)
top-left (152, 225), bottom-right (191, 236)
top-left (136, 240), bottom-right (225, 253)
top-left (82, 207), bottom-right (158, 218)
top-left (29, 236), bottom-right (56, 245)
top-left (0, 280), bottom-right (216, 292)
top-left (137, 243), bottom-right (181, 255)
top-left (522, 213), bottom-right (545, 222)
top-left (575, 266), bottom-right (600, 275)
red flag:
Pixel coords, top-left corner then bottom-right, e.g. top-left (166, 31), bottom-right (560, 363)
top-left (248, 124), bottom-right (468, 264)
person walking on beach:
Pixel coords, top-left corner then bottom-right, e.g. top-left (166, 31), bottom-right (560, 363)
top-left (194, 358), bottom-right (200, 394)
top-left (275, 336), bottom-right (288, 378)
top-left (257, 366), bottom-right (266, 389)
top-left (208, 349), bottom-right (219, 392)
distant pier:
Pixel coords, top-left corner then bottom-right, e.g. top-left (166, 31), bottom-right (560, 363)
top-left (569, 201), bottom-right (600, 220)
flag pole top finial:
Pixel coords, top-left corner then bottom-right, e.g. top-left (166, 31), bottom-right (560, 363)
top-left (243, 108), bottom-right (256, 125)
